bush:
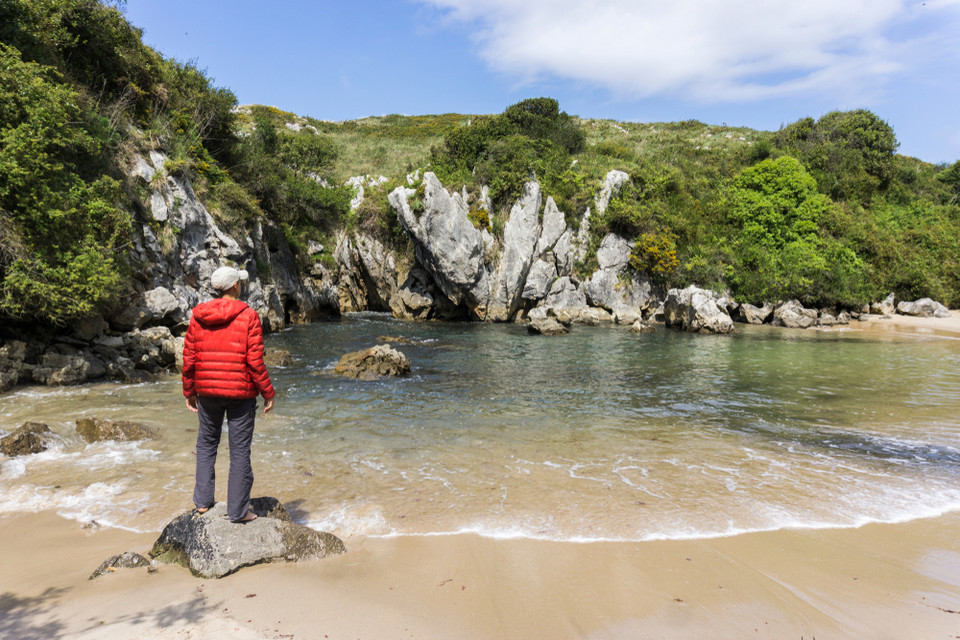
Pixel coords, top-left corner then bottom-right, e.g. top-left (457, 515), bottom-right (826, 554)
top-left (776, 109), bottom-right (898, 203)
top-left (629, 233), bottom-right (679, 282)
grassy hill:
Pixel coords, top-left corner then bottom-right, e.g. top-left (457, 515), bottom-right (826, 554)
top-left (1, 0), bottom-right (958, 328)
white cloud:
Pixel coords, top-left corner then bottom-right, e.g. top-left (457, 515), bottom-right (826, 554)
top-left (417, 0), bottom-right (960, 102)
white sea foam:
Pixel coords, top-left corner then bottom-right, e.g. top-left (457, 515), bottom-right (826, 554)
top-left (0, 482), bottom-right (147, 530)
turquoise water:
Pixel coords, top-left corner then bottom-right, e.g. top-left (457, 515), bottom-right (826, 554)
top-left (1, 314), bottom-right (959, 541)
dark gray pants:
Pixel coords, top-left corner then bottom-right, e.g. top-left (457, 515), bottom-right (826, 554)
top-left (193, 396), bottom-right (257, 522)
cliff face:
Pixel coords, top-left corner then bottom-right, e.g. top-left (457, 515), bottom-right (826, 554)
top-left (0, 161), bottom-right (663, 391)
top-left (122, 151), bottom-right (336, 334)
top-left (381, 170), bottom-right (658, 324)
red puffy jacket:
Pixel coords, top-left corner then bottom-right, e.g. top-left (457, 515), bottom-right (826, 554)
top-left (181, 299), bottom-right (275, 400)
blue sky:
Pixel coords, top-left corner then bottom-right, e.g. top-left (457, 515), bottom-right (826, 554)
top-left (122, 0), bottom-right (960, 164)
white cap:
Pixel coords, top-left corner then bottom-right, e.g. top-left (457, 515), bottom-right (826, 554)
top-left (210, 266), bottom-right (249, 291)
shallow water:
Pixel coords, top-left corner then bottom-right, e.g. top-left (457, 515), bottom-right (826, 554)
top-left (2, 315), bottom-right (959, 542)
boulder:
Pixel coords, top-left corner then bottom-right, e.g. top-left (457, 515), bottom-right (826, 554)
top-left (771, 300), bottom-right (818, 329)
top-left (0, 340), bottom-right (27, 391)
top-left (818, 311), bottom-right (837, 327)
top-left (90, 552), bottom-right (152, 580)
top-left (896, 298), bottom-right (951, 318)
top-left (663, 286), bottom-right (735, 334)
top-left (870, 293), bottom-right (896, 316)
top-left (263, 349), bottom-right (293, 367)
top-left (578, 307), bottom-right (614, 325)
top-left (76, 418), bottom-right (155, 443)
top-left (629, 320), bottom-right (657, 334)
top-left (0, 422), bottom-right (52, 456)
top-left (334, 344), bottom-right (411, 380)
top-left (150, 497), bottom-right (345, 579)
top-left (612, 304), bottom-right (641, 325)
top-left (528, 316), bottom-right (569, 336)
top-left (596, 234), bottom-right (632, 271)
top-left (733, 302), bottom-right (774, 325)
top-left (31, 353), bottom-right (90, 386)
top-left (143, 287), bottom-right (182, 324)
top-left (521, 259), bottom-right (559, 302)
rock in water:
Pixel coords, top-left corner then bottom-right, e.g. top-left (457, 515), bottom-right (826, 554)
top-left (90, 552), bottom-right (152, 579)
top-left (528, 316), bottom-right (569, 336)
top-left (629, 320), bottom-right (656, 334)
top-left (663, 286), bottom-right (735, 334)
top-left (263, 349), bottom-right (293, 367)
top-left (771, 300), bottom-right (819, 329)
top-left (150, 497), bottom-right (345, 579)
top-left (0, 422), bottom-right (52, 456)
top-left (733, 302), bottom-right (774, 325)
top-left (76, 418), bottom-right (155, 443)
top-left (334, 344), bottom-right (411, 380)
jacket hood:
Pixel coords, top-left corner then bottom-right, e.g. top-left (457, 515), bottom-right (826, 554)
top-left (191, 298), bottom-right (249, 327)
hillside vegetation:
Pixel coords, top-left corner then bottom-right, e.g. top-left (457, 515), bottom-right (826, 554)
top-left (1, 0), bottom-right (958, 328)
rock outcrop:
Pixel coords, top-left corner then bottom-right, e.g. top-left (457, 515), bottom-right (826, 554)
top-left (90, 552), bottom-right (152, 580)
top-left (870, 293), bottom-right (896, 316)
top-left (389, 173), bottom-right (492, 318)
top-left (334, 344), bottom-right (411, 380)
top-left (896, 298), bottom-right (951, 318)
top-left (733, 302), bottom-right (774, 325)
top-left (76, 418), bottom-right (155, 443)
top-left (387, 170), bottom-right (652, 324)
top-left (150, 497), bottom-right (345, 579)
top-left (771, 300), bottom-right (819, 329)
top-left (0, 422), bottom-right (52, 456)
top-left (663, 286), bottom-right (735, 334)
top-left (527, 308), bottom-right (569, 336)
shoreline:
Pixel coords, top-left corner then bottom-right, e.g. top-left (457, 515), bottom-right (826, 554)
top-left (2, 509), bottom-right (959, 639)
top-left (3, 312), bottom-right (959, 638)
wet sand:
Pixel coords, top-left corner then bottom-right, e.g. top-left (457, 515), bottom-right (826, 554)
top-left (3, 311), bottom-right (960, 639)
top-left (3, 508), bottom-right (960, 639)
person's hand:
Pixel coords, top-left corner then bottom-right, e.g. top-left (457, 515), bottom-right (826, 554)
top-left (185, 395), bottom-right (198, 413)
top-left (264, 397), bottom-right (274, 414)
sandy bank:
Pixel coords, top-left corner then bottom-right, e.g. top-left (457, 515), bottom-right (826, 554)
top-left (846, 309), bottom-right (960, 339)
top-left (2, 510), bottom-right (959, 639)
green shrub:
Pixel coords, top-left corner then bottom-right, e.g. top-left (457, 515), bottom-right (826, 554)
top-left (629, 233), bottom-right (679, 282)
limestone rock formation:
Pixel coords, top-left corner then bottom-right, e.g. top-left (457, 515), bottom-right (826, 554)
top-left (335, 232), bottom-right (404, 313)
top-left (771, 300), bottom-right (819, 329)
top-left (150, 497), bottom-right (345, 579)
top-left (733, 302), bottom-right (774, 325)
top-left (0, 422), bottom-right (52, 456)
top-left (334, 344), bottom-right (411, 380)
top-left (487, 181), bottom-right (543, 321)
top-left (663, 286), bottom-right (735, 334)
top-left (389, 173), bottom-right (491, 317)
top-left (870, 293), bottom-right (896, 316)
top-left (629, 320), bottom-right (657, 334)
top-left (76, 418), bottom-right (155, 444)
top-left (896, 298), bottom-right (951, 318)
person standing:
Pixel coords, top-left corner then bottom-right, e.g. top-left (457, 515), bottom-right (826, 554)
top-left (182, 266), bottom-right (275, 523)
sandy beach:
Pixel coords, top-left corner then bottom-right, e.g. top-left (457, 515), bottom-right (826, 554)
top-left (2, 509), bottom-right (959, 639)
top-left (3, 311), bottom-right (960, 640)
